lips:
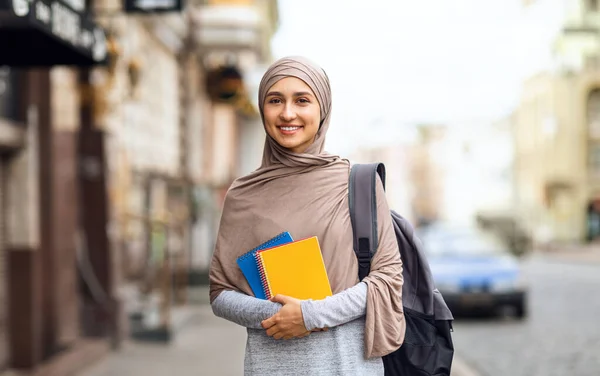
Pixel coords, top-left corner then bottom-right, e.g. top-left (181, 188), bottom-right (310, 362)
top-left (277, 125), bottom-right (303, 135)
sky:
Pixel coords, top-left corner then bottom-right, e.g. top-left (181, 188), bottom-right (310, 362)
top-left (270, 0), bottom-right (564, 154)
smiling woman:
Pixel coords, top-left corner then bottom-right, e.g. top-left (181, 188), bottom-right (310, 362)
top-left (209, 56), bottom-right (405, 376)
top-left (262, 77), bottom-right (321, 153)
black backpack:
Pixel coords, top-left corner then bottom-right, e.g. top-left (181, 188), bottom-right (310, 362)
top-left (348, 163), bottom-right (455, 376)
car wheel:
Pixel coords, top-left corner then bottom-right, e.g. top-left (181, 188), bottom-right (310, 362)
top-left (514, 302), bottom-right (527, 319)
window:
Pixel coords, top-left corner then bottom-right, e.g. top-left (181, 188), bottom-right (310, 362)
top-left (585, 55), bottom-right (600, 70)
top-left (587, 89), bottom-right (600, 139)
top-left (589, 144), bottom-right (600, 172)
top-left (0, 67), bottom-right (19, 122)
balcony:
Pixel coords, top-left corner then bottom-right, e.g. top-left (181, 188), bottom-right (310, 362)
top-left (195, 5), bottom-right (260, 48)
top-left (192, 0), bottom-right (276, 62)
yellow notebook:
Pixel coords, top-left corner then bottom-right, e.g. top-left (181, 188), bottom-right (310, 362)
top-left (256, 236), bottom-right (333, 300)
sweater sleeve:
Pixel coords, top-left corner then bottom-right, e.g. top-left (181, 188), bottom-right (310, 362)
top-left (211, 290), bottom-right (282, 329)
top-left (301, 282), bottom-right (368, 331)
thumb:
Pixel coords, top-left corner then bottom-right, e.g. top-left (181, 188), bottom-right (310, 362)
top-left (270, 294), bottom-right (291, 305)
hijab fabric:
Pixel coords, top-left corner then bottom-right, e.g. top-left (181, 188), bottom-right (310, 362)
top-left (209, 56), bottom-right (405, 358)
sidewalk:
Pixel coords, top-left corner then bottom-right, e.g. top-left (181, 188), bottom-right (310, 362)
top-left (80, 303), bottom-right (247, 376)
top-left (79, 287), bottom-right (476, 376)
top-left (532, 242), bottom-right (600, 265)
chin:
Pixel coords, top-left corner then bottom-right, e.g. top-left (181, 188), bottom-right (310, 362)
top-left (275, 139), bottom-right (301, 150)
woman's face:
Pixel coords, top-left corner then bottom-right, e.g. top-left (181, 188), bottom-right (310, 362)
top-left (263, 77), bottom-right (321, 154)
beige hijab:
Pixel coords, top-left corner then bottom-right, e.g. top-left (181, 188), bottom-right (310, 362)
top-left (209, 56), bottom-right (405, 358)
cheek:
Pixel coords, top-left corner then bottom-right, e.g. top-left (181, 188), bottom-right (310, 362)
top-left (263, 109), bottom-right (277, 127)
top-left (309, 109), bottom-right (321, 129)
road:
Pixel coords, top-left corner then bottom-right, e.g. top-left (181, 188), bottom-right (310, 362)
top-left (83, 255), bottom-right (600, 376)
top-left (452, 256), bottom-right (600, 376)
top-left (81, 286), bottom-right (476, 376)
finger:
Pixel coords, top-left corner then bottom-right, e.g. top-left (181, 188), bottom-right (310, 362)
top-left (283, 334), bottom-right (294, 340)
top-left (273, 331), bottom-right (285, 340)
top-left (266, 326), bottom-right (279, 337)
top-left (270, 294), bottom-right (291, 305)
top-left (261, 316), bottom-right (276, 329)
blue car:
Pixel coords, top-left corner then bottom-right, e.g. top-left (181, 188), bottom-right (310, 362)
top-left (419, 226), bottom-right (528, 318)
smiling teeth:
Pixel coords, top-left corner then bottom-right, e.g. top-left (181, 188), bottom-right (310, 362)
top-left (281, 127), bottom-right (300, 131)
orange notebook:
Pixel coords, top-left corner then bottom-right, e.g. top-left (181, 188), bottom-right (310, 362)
top-left (255, 236), bottom-right (333, 300)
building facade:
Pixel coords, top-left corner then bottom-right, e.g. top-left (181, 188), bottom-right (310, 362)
top-left (187, 0), bottom-right (279, 281)
top-left (0, 0), bottom-right (111, 371)
top-left (0, 0), bottom-right (280, 371)
top-left (515, 0), bottom-right (600, 244)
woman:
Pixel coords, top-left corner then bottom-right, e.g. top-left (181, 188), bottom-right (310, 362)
top-left (209, 56), bottom-right (405, 375)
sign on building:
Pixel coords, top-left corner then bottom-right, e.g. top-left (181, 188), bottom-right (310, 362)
top-left (0, 0), bottom-right (107, 66)
top-left (123, 0), bottom-right (183, 13)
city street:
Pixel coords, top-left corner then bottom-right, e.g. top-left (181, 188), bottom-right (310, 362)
top-left (452, 255), bottom-right (600, 376)
top-left (80, 287), bottom-right (477, 376)
top-left (80, 252), bottom-right (600, 376)
top-left (3, 0), bottom-right (600, 374)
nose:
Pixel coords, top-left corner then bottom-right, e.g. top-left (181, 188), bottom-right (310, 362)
top-left (279, 103), bottom-right (296, 122)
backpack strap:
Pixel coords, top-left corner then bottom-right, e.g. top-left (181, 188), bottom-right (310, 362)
top-left (348, 163), bottom-right (386, 281)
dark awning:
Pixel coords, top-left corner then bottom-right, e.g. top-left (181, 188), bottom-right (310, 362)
top-left (0, 0), bottom-right (107, 66)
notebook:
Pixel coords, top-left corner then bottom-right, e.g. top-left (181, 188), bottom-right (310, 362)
top-left (256, 236), bottom-right (332, 300)
top-left (236, 232), bottom-right (293, 299)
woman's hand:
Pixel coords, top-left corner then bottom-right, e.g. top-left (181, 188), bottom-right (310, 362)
top-left (261, 295), bottom-right (310, 340)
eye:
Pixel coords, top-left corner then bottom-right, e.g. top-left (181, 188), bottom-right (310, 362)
top-left (268, 98), bottom-right (282, 104)
top-left (297, 98), bottom-right (310, 104)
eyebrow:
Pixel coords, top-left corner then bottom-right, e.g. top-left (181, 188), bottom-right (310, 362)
top-left (266, 91), bottom-right (314, 97)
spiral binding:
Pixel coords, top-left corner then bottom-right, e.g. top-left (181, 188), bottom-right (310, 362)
top-left (255, 251), bottom-right (272, 300)
top-left (238, 232), bottom-right (287, 262)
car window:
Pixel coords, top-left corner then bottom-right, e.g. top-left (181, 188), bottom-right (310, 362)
top-left (449, 235), bottom-right (505, 255)
top-left (421, 231), bottom-right (506, 257)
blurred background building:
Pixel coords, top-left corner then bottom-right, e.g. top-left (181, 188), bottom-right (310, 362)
top-left (0, 0), bottom-right (278, 373)
top-left (514, 0), bottom-right (600, 245)
top-left (343, 0), bottom-right (600, 252)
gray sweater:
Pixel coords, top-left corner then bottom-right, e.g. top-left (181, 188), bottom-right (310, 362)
top-left (212, 283), bottom-right (384, 375)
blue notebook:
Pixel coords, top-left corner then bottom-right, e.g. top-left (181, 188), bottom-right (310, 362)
top-left (237, 232), bottom-right (293, 299)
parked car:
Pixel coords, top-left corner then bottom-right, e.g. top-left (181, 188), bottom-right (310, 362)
top-left (475, 213), bottom-right (532, 257)
top-left (418, 226), bottom-right (528, 318)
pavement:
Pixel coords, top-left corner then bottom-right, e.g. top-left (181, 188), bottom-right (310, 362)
top-left (532, 242), bottom-right (600, 265)
top-left (80, 301), bottom-right (247, 376)
top-left (79, 286), bottom-right (478, 376)
top-left (79, 245), bottom-right (600, 376)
